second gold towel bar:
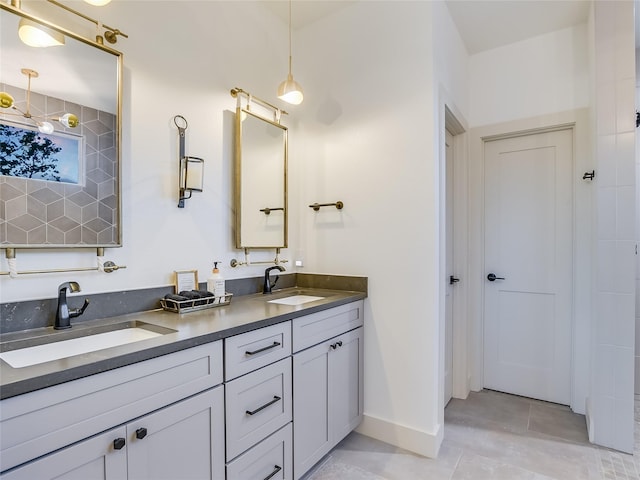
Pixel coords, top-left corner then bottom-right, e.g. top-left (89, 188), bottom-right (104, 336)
top-left (309, 201), bottom-right (344, 211)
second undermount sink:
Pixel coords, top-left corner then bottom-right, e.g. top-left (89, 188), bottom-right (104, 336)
top-left (0, 321), bottom-right (176, 369)
top-left (268, 295), bottom-right (325, 306)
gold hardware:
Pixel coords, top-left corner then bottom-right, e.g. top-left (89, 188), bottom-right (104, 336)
top-left (309, 201), bottom-right (344, 211)
top-left (46, 0), bottom-right (128, 45)
top-left (231, 88), bottom-right (288, 118)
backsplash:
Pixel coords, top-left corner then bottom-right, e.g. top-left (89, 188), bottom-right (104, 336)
top-left (0, 273), bottom-right (367, 334)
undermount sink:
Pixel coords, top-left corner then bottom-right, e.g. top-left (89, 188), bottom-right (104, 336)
top-left (0, 321), bottom-right (176, 369)
top-left (268, 295), bottom-right (325, 306)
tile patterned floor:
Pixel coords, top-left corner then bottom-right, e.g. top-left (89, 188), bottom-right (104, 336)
top-left (304, 390), bottom-right (640, 480)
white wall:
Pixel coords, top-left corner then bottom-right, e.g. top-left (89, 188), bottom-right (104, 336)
top-left (0, 1), bottom-right (295, 302)
top-left (469, 24), bottom-right (590, 126)
top-left (290, 0), bottom-right (468, 457)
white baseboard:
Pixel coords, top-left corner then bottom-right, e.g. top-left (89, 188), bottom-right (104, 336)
top-left (585, 396), bottom-right (594, 443)
top-left (355, 414), bottom-right (443, 458)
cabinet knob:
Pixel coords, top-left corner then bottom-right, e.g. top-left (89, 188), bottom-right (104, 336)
top-left (113, 437), bottom-right (126, 450)
top-left (135, 427), bottom-right (148, 440)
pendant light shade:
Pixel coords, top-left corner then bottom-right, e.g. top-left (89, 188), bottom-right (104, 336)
top-left (83, 0), bottom-right (112, 5)
top-left (277, 73), bottom-right (304, 105)
top-left (278, 0), bottom-right (303, 105)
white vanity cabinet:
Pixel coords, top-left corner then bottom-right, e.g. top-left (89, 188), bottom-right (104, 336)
top-left (292, 301), bottom-right (364, 480)
top-left (224, 321), bottom-right (293, 479)
top-left (0, 341), bottom-right (225, 479)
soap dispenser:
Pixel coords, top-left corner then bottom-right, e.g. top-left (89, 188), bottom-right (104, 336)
top-left (207, 262), bottom-right (225, 303)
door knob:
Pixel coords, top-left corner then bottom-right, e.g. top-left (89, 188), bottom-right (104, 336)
top-left (487, 273), bottom-right (505, 282)
top-left (449, 276), bottom-right (460, 285)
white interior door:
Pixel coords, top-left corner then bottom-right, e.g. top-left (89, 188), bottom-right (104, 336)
top-left (445, 130), bottom-right (455, 406)
top-left (483, 128), bottom-right (573, 405)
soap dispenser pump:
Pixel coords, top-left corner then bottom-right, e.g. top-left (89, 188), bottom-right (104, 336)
top-left (207, 262), bottom-right (225, 302)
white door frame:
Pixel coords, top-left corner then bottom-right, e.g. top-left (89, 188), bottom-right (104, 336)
top-left (467, 109), bottom-right (592, 414)
top-left (437, 90), bottom-right (471, 422)
top-left (444, 109), bottom-right (470, 401)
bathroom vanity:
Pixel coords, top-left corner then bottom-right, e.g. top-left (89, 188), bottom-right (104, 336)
top-left (0, 288), bottom-right (365, 480)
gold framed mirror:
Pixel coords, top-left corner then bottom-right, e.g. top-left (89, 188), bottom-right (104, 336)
top-left (0, 4), bottom-right (122, 248)
top-left (234, 107), bottom-right (288, 249)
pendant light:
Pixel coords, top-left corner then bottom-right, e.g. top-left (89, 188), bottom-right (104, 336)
top-left (277, 0), bottom-right (303, 105)
top-left (0, 69), bottom-right (79, 134)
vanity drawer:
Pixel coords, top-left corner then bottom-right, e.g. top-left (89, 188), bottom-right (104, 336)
top-left (292, 301), bottom-right (364, 353)
top-left (226, 423), bottom-right (292, 480)
top-left (225, 321), bottom-right (291, 380)
top-left (225, 357), bottom-right (292, 461)
top-left (0, 341), bottom-right (223, 473)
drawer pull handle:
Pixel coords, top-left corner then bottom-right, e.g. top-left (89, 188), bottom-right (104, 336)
top-left (245, 341), bottom-right (281, 356)
top-left (246, 396), bottom-right (281, 416)
top-left (263, 465), bottom-right (282, 480)
top-left (113, 438), bottom-right (126, 450)
top-left (330, 340), bottom-right (343, 350)
top-left (135, 427), bottom-right (148, 440)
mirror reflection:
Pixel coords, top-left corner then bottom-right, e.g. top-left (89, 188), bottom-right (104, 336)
top-left (0, 5), bottom-right (122, 247)
top-left (235, 108), bottom-right (288, 249)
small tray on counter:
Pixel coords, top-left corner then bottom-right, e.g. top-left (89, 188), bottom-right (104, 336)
top-left (160, 293), bottom-right (233, 313)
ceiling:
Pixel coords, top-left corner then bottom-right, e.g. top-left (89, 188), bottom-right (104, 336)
top-left (264, 0), bottom-right (639, 54)
top-left (262, 1), bottom-right (356, 29)
top-left (445, 0), bottom-right (591, 54)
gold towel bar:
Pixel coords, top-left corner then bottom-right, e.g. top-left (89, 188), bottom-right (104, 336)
top-left (309, 201), bottom-right (344, 211)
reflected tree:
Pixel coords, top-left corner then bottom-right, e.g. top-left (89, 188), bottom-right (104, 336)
top-left (0, 124), bottom-right (61, 181)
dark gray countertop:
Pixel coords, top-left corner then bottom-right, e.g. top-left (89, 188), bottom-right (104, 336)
top-left (0, 287), bottom-right (366, 399)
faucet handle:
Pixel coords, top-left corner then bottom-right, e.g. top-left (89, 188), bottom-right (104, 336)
top-left (70, 298), bottom-right (90, 318)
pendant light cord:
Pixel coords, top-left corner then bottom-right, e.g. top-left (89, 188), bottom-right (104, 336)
top-left (288, 0), bottom-right (293, 75)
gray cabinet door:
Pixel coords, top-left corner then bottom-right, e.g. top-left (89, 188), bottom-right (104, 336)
top-left (292, 340), bottom-right (331, 479)
top-left (292, 327), bottom-right (363, 480)
top-left (0, 426), bottom-right (128, 480)
top-left (329, 327), bottom-right (364, 444)
top-left (127, 386), bottom-right (225, 480)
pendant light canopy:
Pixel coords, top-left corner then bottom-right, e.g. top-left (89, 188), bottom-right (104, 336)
top-left (277, 0), bottom-right (303, 105)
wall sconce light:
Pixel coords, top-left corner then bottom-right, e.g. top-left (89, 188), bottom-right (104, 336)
top-left (18, 18), bottom-right (65, 47)
top-left (0, 68), bottom-right (79, 134)
top-left (174, 115), bottom-right (204, 208)
top-left (11, 0), bottom-right (127, 47)
top-left (46, 0), bottom-right (127, 45)
top-left (179, 156), bottom-right (204, 208)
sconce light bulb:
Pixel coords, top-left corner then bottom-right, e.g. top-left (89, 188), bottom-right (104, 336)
top-left (38, 122), bottom-right (55, 134)
top-left (83, 0), bottom-right (112, 5)
top-left (60, 113), bottom-right (79, 128)
top-left (18, 19), bottom-right (65, 48)
top-left (0, 92), bottom-right (14, 109)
